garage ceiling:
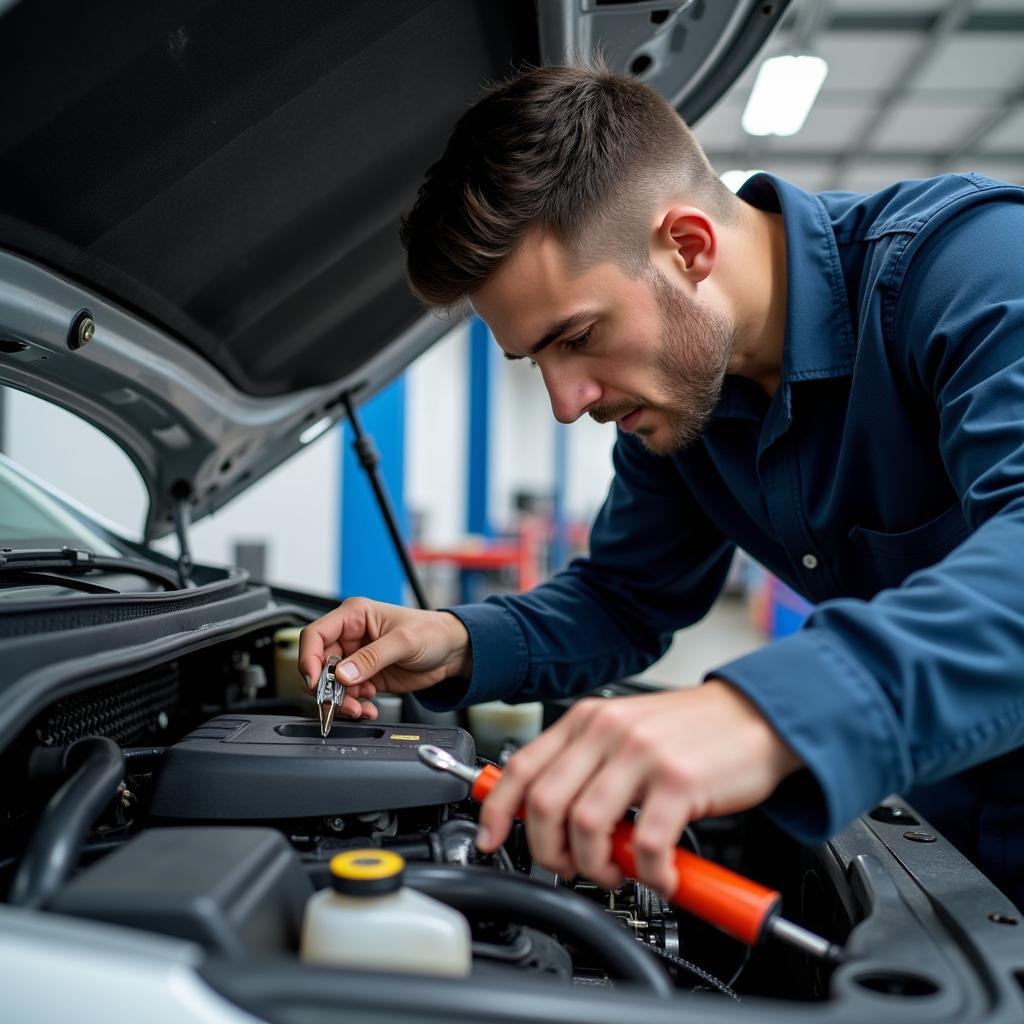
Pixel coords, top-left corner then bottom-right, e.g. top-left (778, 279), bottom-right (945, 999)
top-left (696, 0), bottom-right (1024, 193)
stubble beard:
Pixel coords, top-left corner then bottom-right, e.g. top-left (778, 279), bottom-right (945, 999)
top-left (625, 268), bottom-right (734, 455)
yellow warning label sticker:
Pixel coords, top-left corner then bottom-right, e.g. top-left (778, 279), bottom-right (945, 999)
top-left (390, 734), bottom-right (421, 741)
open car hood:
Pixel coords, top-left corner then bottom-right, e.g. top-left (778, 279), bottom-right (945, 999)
top-left (0, 0), bottom-right (787, 541)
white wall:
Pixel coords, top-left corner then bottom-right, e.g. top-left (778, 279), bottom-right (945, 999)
top-left (405, 321), bottom-right (468, 546)
top-left (407, 323), bottom-right (617, 545)
top-left (491, 345), bottom-right (616, 535)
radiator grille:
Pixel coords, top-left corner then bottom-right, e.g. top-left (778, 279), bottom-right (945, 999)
top-left (33, 664), bottom-right (180, 748)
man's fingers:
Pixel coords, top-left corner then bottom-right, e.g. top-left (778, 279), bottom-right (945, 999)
top-left (631, 783), bottom-right (694, 898)
top-left (476, 733), bottom-right (565, 852)
top-left (338, 691), bottom-right (380, 720)
top-left (568, 761), bottom-right (642, 890)
top-left (298, 604), bottom-right (366, 684)
top-left (477, 701), bottom-right (614, 856)
top-left (298, 598), bottom-right (386, 687)
top-left (518, 740), bottom-right (613, 876)
top-left (333, 630), bottom-right (417, 687)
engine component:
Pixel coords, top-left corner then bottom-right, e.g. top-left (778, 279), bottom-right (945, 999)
top-left (148, 716), bottom-right (475, 819)
top-left (9, 737), bottom-right (125, 909)
top-left (380, 862), bottom-right (673, 996)
top-left (49, 827), bottom-right (312, 956)
top-left (31, 665), bottom-right (179, 748)
top-left (576, 879), bottom-right (681, 957)
top-left (435, 818), bottom-right (490, 866)
top-left (472, 925), bottom-right (573, 978)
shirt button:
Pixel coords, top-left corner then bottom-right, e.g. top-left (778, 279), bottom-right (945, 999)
top-left (802, 553), bottom-right (819, 570)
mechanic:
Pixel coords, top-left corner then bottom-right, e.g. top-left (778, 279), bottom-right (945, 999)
top-left (300, 63), bottom-right (1024, 908)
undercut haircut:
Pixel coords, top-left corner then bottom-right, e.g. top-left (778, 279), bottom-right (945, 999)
top-left (400, 61), bottom-right (736, 312)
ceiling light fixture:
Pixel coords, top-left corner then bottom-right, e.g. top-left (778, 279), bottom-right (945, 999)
top-left (741, 54), bottom-right (828, 137)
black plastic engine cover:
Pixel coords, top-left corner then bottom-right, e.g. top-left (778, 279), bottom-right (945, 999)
top-left (148, 715), bottom-right (475, 819)
top-left (50, 827), bottom-right (311, 956)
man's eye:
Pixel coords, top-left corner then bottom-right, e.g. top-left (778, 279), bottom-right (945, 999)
top-left (564, 328), bottom-right (592, 352)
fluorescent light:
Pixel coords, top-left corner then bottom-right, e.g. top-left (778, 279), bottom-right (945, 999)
top-left (742, 54), bottom-right (828, 137)
top-left (300, 416), bottom-right (334, 446)
top-left (720, 169), bottom-right (762, 193)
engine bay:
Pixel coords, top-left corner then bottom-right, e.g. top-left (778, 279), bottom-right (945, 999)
top-left (2, 622), bottom-right (1023, 1022)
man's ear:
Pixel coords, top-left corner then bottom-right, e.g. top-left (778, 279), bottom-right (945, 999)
top-left (655, 207), bottom-right (716, 282)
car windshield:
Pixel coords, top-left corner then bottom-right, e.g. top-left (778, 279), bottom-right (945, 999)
top-left (0, 457), bottom-right (122, 555)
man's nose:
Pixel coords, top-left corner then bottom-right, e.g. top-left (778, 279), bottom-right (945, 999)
top-left (542, 367), bottom-right (602, 424)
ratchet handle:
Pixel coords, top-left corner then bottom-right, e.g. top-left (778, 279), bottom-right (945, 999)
top-left (470, 762), bottom-right (780, 946)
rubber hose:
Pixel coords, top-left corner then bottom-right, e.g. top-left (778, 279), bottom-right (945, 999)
top-left (307, 860), bottom-right (672, 996)
top-left (8, 737), bottom-right (124, 908)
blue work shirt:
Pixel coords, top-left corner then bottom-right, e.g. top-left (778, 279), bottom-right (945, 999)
top-left (427, 172), bottom-right (1024, 899)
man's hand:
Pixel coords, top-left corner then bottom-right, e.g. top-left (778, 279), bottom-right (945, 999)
top-left (298, 598), bottom-right (472, 720)
top-left (476, 681), bottom-right (802, 898)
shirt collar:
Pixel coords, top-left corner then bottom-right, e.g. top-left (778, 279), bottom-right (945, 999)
top-left (726, 173), bottom-right (856, 420)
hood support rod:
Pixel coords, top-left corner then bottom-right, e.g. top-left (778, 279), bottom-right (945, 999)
top-left (342, 393), bottom-right (429, 610)
top-left (171, 483), bottom-right (194, 589)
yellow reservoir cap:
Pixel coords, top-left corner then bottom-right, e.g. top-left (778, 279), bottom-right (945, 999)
top-left (329, 850), bottom-right (405, 896)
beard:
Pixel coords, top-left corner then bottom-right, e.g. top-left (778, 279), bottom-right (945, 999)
top-left (589, 267), bottom-right (734, 455)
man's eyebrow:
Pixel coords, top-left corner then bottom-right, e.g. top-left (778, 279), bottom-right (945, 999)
top-left (502, 311), bottom-right (593, 361)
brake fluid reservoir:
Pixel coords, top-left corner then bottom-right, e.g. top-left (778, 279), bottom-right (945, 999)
top-left (300, 850), bottom-right (471, 977)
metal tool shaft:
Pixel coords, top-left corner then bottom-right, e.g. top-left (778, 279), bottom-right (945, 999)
top-left (766, 916), bottom-right (844, 963)
top-left (416, 743), bottom-right (480, 785)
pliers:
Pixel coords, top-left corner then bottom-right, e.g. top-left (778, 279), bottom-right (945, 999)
top-left (315, 655), bottom-right (343, 737)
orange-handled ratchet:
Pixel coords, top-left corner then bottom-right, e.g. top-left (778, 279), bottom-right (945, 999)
top-left (417, 744), bottom-right (842, 963)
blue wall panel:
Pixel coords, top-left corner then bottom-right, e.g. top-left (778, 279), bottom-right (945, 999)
top-left (339, 376), bottom-right (407, 604)
top-left (467, 316), bottom-right (492, 538)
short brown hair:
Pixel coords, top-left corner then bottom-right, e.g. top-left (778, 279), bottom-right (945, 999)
top-left (400, 61), bottom-right (734, 312)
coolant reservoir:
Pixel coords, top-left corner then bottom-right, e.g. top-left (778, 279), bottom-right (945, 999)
top-left (467, 699), bottom-right (544, 761)
top-left (300, 849), bottom-right (471, 976)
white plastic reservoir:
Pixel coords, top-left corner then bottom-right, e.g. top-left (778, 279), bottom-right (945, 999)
top-left (300, 849), bottom-right (471, 977)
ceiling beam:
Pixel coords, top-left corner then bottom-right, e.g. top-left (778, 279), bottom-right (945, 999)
top-left (830, 0), bottom-right (978, 188)
top-left (934, 80), bottom-right (1024, 171)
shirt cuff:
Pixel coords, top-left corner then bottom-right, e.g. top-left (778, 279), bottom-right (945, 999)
top-left (708, 627), bottom-right (906, 845)
top-left (414, 601), bottom-right (529, 712)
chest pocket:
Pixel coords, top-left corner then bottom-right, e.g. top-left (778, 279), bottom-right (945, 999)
top-left (849, 502), bottom-right (970, 592)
